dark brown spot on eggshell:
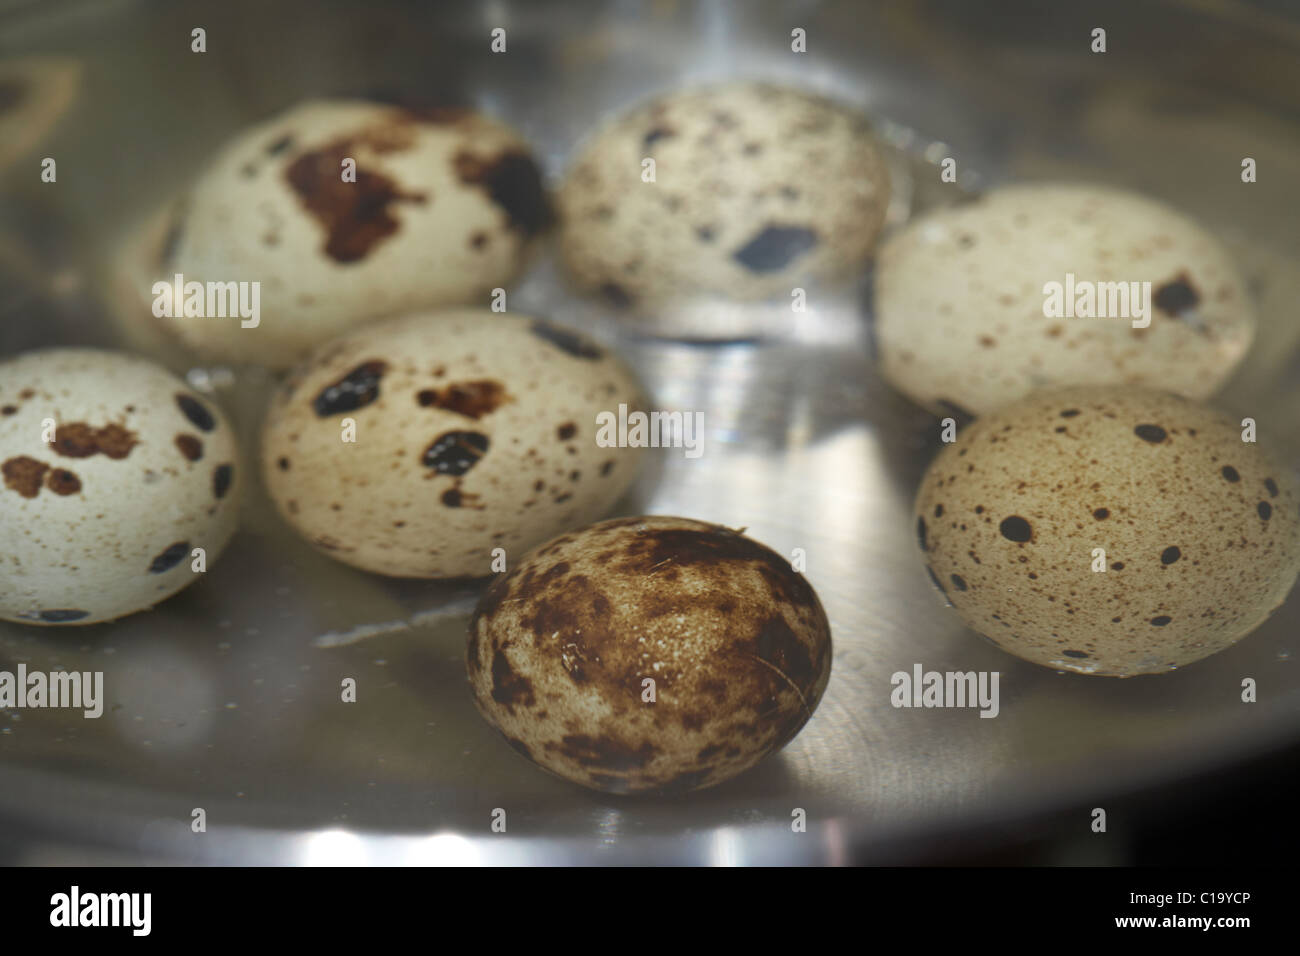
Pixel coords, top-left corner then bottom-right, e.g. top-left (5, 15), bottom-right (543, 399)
top-left (175, 434), bottom-right (203, 461)
top-left (45, 468), bottom-right (81, 496)
top-left (490, 651), bottom-right (535, 712)
top-left (286, 136), bottom-right (428, 263)
top-left (453, 149), bottom-right (551, 237)
top-left (416, 380), bottom-right (510, 420)
top-left (52, 422), bottom-right (138, 460)
top-left (3, 456), bottom-right (48, 498)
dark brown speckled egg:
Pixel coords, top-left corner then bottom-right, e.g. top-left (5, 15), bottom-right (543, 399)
top-left (914, 386), bottom-right (1300, 676)
top-left (466, 515), bottom-right (833, 793)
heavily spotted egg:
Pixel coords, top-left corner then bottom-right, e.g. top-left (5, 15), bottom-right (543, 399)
top-left (467, 516), bottom-right (833, 793)
top-left (914, 386), bottom-right (1300, 675)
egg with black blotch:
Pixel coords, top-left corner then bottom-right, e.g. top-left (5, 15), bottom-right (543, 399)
top-left (260, 310), bottom-right (646, 578)
top-left (914, 386), bottom-right (1300, 675)
top-left (557, 82), bottom-right (891, 313)
top-left (467, 515), bottom-right (833, 793)
top-left (0, 348), bottom-right (242, 625)
top-left (111, 99), bottom-right (552, 369)
top-left (877, 184), bottom-right (1256, 417)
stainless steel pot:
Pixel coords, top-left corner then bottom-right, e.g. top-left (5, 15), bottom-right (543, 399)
top-left (1, 0), bottom-right (1298, 864)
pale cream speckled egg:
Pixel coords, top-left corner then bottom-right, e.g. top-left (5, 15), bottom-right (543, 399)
top-left (119, 99), bottom-right (550, 369)
top-left (467, 515), bottom-right (833, 793)
top-left (877, 184), bottom-right (1256, 417)
top-left (0, 348), bottom-right (242, 625)
top-left (557, 82), bottom-right (890, 313)
top-left (261, 310), bottom-right (646, 578)
top-left (914, 387), bottom-right (1300, 675)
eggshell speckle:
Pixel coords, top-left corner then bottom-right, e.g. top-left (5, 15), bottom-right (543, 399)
top-left (261, 310), bottom-right (646, 578)
top-left (914, 387), bottom-right (1300, 675)
top-left (0, 348), bottom-right (242, 625)
top-left (134, 100), bottom-right (551, 369)
top-left (877, 184), bottom-right (1256, 417)
top-left (557, 82), bottom-right (890, 312)
top-left (467, 516), bottom-right (833, 793)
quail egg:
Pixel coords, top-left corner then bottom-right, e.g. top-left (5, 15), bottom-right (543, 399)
top-left (876, 183), bottom-right (1256, 417)
top-left (117, 99), bottom-right (551, 369)
top-left (914, 386), bottom-right (1300, 675)
top-left (557, 82), bottom-right (891, 316)
top-left (467, 515), bottom-right (833, 793)
top-left (261, 309), bottom-right (646, 578)
top-left (0, 348), bottom-right (242, 625)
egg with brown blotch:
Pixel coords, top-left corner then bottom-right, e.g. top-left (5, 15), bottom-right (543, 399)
top-left (108, 99), bottom-right (552, 369)
top-left (913, 386), bottom-right (1300, 675)
top-left (466, 516), bottom-right (833, 793)
top-left (0, 348), bottom-right (242, 625)
top-left (260, 310), bottom-right (646, 578)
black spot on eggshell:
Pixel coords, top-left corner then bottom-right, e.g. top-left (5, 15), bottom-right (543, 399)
top-left (1222, 465), bottom-right (1240, 483)
top-left (1153, 274), bottom-right (1200, 317)
top-left (1150, 615), bottom-right (1172, 626)
top-left (917, 516), bottom-right (928, 552)
top-left (1060, 409), bottom-right (1081, 418)
top-left (1264, 478), bottom-right (1279, 498)
top-left (1134, 424), bottom-right (1167, 444)
top-left (313, 360), bottom-right (388, 417)
top-left (149, 541), bottom-right (190, 574)
top-left (950, 573), bottom-right (968, 591)
top-left (36, 609), bottom-right (90, 623)
top-left (732, 225), bottom-right (818, 273)
top-left (213, 463), bottom-right (234, 499)
top-left (265, 133), bottom-right (295, 156)
top-left (453, 149), bottom-right (552, 237)
top-left (1161, 546), bottom-right (1182, 565)
top-left (1258, 501), bottom-right (1273, 521)
top-left (999, 515), bottom-right (1033, 543)
top-left (642, 126), bottom-right (675, 149)
top-left (422, 431), bottom-right (489, 476)
top-left (528, 320), bottom-right (603, 360)
top-left (1063, 650), bottom-right (1088, 659)
top-left (1093, 508), bottom-right (1109, 520)
top-left (175, 393), bottom-right (216, 432)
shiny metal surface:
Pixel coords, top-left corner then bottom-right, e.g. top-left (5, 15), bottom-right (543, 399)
top-left (2, 0), bottom-right (1299, 864)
